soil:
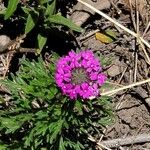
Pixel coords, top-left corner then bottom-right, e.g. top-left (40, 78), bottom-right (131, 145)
top-left (0, 0), bottom-right (150, 149)
top-left (71, 0), bottom-right (150, 149)
top-left (80, 33), bottom-right (150, 149)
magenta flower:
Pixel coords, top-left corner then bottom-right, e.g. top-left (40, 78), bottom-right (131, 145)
top-left (55, 50), bottom-right (106, 100)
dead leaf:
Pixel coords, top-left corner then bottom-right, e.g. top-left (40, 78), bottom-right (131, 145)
top-left (95, 32), bottom-right (113, 43)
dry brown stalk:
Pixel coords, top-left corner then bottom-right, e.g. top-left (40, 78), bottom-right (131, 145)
top-left (101, 78), bottom-right (150, 96)
top-left (77, 0), bottom-right (150, 59)
top-left (99, 134), bottom-right (150, 148)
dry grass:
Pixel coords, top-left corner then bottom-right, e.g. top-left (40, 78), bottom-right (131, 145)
top-left (77, 0), bottom-right (150, 96)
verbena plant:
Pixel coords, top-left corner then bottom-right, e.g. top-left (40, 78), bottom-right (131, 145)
top-left (1, 0), bottom-right (83, 51)
top-left (0, 52), bottom-right (114, 149)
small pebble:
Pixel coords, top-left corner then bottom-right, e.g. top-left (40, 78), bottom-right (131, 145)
top-left (0, 35), bottom-right (11, 52)
top-left (107, 65), bottom-right (121, 77)
top-left (145, 98), bottom-right (150, 107)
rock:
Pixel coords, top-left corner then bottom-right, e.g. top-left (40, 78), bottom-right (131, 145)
top-left (107, 65), bottom-right (121, 77)
top-left (145, 98), bottom-right (150, 107)
top-left (70, 0), bottom-right (111, 26)
top-left (0, 35), bottom-right (11, 52)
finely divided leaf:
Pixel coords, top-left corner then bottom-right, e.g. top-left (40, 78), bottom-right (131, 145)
top-left (59, 136), bottom-right (66, 150)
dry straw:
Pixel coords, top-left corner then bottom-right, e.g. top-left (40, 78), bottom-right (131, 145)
top-left (77, 0), bottom-right (150, 49)
top-left (77, 0), bottom-right (150, 96)
top-left (77, 0), bottom-right (150, 64)
top-left (101, 78), bottom-right (150, 96)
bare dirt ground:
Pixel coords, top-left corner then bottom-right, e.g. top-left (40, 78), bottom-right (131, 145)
top-left (70, 0), bottom-right (150, 149)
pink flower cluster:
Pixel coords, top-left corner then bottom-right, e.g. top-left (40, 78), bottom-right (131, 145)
top-left (55, 50), bottom-right (106, 100)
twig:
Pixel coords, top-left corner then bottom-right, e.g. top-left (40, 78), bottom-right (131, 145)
top-left (99, 134), bottom-right (150, 148)
top-left (2, 52), bottom-right (14, 79)
top-left (115, 94), bottom-right (126, 109)
top-left (142, 21), bottom-right (150, 38)
top-left (106, 81), bottom-right (123, 87)
top-left (88, 135), bottom-right (112, 150)
top-left (109, 0), bottom-right (121, 14)
top-left (117, 66), bottom-right (128, 84)
top-left (129, 0), bottom-right (136, 30)
top-left (101, 78), bottom-right (150, 96)
top-left (97, 143), bottom-right (112, 150)
top-left (81, 0), bottom-right (150, 97)
top-left (138, 38), bottom-right (150, 65)
top-left (77, 0), bottom-right (150, 49)
top-left (19, 47), bottom-right (37, 53)
top-left (79, 29), bottom-right (100, 41)
top-left (134, 2), bottom-right (139, 82)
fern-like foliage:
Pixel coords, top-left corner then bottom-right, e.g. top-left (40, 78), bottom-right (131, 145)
top-left (0, 54), bottom-right (114, 150)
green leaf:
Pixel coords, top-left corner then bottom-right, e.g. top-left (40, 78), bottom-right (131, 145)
top-left (47, 14), bottom-right (83, 32)
top-left (75, 100), bottom-right (83, 115)
top-left (59, 136), bottom-right (66, 150)
top-left (0, 117), bottom-right (20, 134)
top-left (37, 34), bottom-right (47, 51)
top-left (0, 145), bottom-right (7, 150)
top-left (4, 0), bottom-right (19, 20)
top-left (0, 8), bottom-right (6, 15)
top-left (98, 116), bottom-right (114, 126)
top-left (105, 29), bottom-right (118, 39)
top-left (49, 120), bottom-right (63, 144)
top-left (25, 12), bottom-right (38, 34)
top-left (21, 6), bottom-right (31, 14)
top-left (38, 0), bottom-right (48, 4)
top-left (0, 96), bottom-right (4, 104)
top-left (35, 111), bottom-right (49, 119)
top-left (0, 114), bottom-right (33, 134)
top-left (50, 86), bottom-right (58, 95)
top-left (45, 0), bottom-right (56, 16)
